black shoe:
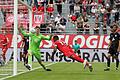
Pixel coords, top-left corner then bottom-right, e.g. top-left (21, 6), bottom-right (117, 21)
top-left (89, 65), bottom-right (93, 72)
top-left (104, 68), bottom-right (110, 71)
top-left (25, 64), bottom-right (31, 70)
top-left (116, 67), bottom-right (118, 70)
top-left (46, 69), bottom-right (52, 71)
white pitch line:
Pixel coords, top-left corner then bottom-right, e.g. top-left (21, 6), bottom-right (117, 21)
top-left (0, 69), bottom-right (25, 72)
top-left (0, 74), bottom-right (9, 76)
top-left (0, 62), bottom-right (57, 80)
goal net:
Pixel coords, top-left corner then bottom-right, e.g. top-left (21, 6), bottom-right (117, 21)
top-left (0, 0), bottom-right (33, 78)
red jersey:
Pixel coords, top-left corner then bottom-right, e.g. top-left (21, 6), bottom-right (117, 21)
top-left (71, 15), bottom-right (77, 21)
top-left (54, 40), bottom-right (66, 49)
top-left (32, 6), bottom-right (37, 12)
top-left (54, 40), bottom-right (74, 57)
top-left (54, 40), bottom-right (71, 52)
top-left (38, 6), bottom-right (44, 12)
top-left (46, 7), bottom-right (54, 13)
top-left (0, 35), bottom-right (8, 46)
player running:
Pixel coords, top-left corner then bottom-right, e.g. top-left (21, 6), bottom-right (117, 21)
top-left (19, 24), bottom-right (52, 71)
top-left (0, 31), bottom-right (9, 64)
top-left (104, 24), bottom-right (120, 71)
top-left (52, 35), bottom-right (93, 72)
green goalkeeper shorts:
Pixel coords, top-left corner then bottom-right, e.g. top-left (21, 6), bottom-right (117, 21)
top-left (28, 50), bottom-right (41, 61)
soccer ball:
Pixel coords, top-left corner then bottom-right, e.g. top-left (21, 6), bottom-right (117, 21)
top-left (30, 28), bottom-right (36, 33)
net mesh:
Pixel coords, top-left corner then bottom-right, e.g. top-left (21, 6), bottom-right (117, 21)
top-left (0, 0), bottom-right (31, 78)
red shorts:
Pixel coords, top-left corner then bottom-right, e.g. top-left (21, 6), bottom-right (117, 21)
top-left (61, 46), bottom-right (75, 57)
top-left (2, 46), bottom-right (8, 54)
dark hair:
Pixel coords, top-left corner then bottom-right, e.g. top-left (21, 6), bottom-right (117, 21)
top-left (110, 25), bottom-right (113, 28)
top-left (110, 24), bottom-right (118, 29)
top-left (35, 26), bottom-right (40, 29)
top-left (75, 40), bottom-right (77, 42)
top-left (113, 24), bottom-right (118, 28)
top-left (53, 35), bottom-right (59, 40)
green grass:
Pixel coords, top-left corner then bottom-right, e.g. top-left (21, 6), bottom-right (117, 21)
top-left (0, 61), bottom-right (50, 79)
top-left (2, 62), bottom-right (120, 80)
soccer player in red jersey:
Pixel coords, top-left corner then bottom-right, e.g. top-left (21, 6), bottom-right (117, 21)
top-left (0, 31), bottom-right (9, 63)
top-left (52, 35), bottom-right (93, 72)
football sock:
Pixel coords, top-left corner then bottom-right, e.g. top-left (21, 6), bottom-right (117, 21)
top-left (23, 57), bottom-right (26, 64)
top-left (28, 54), bottom-right (32, 67)
top-left (2, 55), bottom-right (6, 62)
top-left (107, 58), bottom-right (110, 67)
top-left (72, 54), bottom-right (85, 63)
top-left (116, 58), bottom-right (119, 68)
top-left (38, 60), bottom-right (47, 70)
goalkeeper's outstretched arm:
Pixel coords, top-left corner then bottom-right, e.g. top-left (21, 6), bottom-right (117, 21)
top-left (18, 24), bottom-right (32, 37)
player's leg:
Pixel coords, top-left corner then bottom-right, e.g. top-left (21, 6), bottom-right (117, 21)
top-left (25, 50), bottom-right (32, 70)
top-left (23, 50), bottom-right (28, 65)
top-left (70, 54), bottom-right (84, 63)
top-left (66, 49), bottom-right (87, 65)
top-left (2, 52), bottom-right (6, 62)
top-left (34, 52), bottom-right (51, 71)
top-left (69, 52), bottom-right (93, 72)
top-left (2, 46), bottom-right (8, 63)
top-left (115, 58), bottom-right (119, 70)
top-left (23, 53), bottom-right (26, 65)
top-left (104, 53), bottom-right (111, 71)
top-left (114, 52), bottom-right (119, 70)
top-left (9, 52), bottom-right (14, 61)
top-left (25, 54), bottom-right (28, 64)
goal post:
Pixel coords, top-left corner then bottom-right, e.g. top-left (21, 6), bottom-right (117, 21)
top-left (13, 0), bottom-right (32, 75)
top-left (13, 0), bottom-right (18, 76)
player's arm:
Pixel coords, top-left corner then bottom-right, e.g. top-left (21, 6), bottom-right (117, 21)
top-left (2, 37), bottom-right (9, 46)
top-left (117, 33), bottom-right (120, 52)
top-left (117, 40), bottom-right (120, 52)
top-left (41, 34), bottom-right (53, 40)
top-left (5, 37), bottom-right (9, 45)
top-left (7, 37), bottom-right (9, 43)
top-left (53, 46), bottom-right (57, 54)
top-left (108, 34), bottom-right (112, 49)
top-left (77, 45), bottom-right (81, 54)
top-left (108, 40), bottom-right (112, 49)
top-left (48, 46), bottom-right (57, 59)
top-left (18, 24), bottom-right (32, 37)
top-left (21, 38), bottom-right (25, 48)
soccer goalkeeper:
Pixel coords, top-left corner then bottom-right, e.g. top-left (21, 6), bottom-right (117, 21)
top-left (19, 24), bottom-right (52, 71)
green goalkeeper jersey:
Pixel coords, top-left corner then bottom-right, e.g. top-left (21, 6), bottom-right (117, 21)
top-left (20, 28), bottom-right (52, 51)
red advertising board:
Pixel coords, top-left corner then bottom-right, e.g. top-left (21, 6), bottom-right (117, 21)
top-left (0, 34), bottom-right (109, 49)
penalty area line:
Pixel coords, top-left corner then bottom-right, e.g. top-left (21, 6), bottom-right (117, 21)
top-left (0, 62), bottom-right (57, 80)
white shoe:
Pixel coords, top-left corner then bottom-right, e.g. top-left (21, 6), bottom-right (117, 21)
top-left (4, 61), bottom-right (8, 65)
top-left (88, 64), bottom-right (93, 72)
top-left (25, 64), bottom-right (31, 70)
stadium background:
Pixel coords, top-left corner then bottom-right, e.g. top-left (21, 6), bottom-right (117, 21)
top-left (0, 0), bottom-right (120, 80)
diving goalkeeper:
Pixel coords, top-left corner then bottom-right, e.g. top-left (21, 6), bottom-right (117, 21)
top-left (19, 24), bottom-right (52, 71)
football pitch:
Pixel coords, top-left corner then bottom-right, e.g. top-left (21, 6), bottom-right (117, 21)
top-left (1, 62), bottom-right (120, 80)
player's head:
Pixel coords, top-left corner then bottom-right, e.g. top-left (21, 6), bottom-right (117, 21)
top-left (24, 36), bottom-right (29, 39)
top-left (35, 26), bottom-right (40, 34)
top-left (3, 31), bottom-right (6, 35)
top-left (75, 40), bottom-right (77, 44)
top-left (53, 35), bottom-right (59, 42)
top-left (111, 24), bottom-right (118, 32)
